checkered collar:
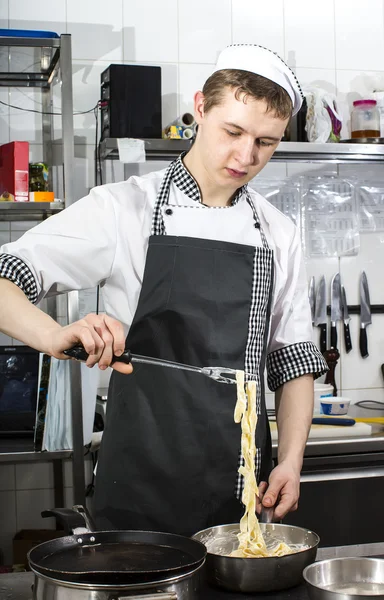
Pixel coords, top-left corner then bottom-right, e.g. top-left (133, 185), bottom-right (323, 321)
top-left (172, 152), bottom-right (247, 206)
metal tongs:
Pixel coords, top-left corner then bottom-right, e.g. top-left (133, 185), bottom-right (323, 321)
top-left (63, 344), bottom-right (254, 385)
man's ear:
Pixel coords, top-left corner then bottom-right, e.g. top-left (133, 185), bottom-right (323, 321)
top-left (193, 91), bottom-right (205, 125)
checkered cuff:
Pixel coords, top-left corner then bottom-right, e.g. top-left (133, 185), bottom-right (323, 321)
top-left (0, 253), bottom-right (38, 304)
top-left (267, 341), bottom-right (328, 392)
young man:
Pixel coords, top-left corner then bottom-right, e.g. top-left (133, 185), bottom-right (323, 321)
top-left (0, 44), bottom-right (327, 535)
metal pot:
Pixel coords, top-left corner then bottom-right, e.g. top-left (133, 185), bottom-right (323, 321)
top-left (29, 506), bottom-right (206, 600)
top-left (32, 566), bottom-right (203, 600)
top-left (303, 557), bottom-right (384, 599)
top-left (193, 522), bottom-right (319, 593)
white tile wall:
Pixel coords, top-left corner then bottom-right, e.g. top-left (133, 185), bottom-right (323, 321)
top-left (0, 465), bottom-right (16, 491)
top-left (178, 63), bottom-right (215, 115)
top-left (9, 89), bottom-right (43, 143)
top-left (0, 1), bottom-right (8, 27)
top-left (335, 0), bottom-right (384, 71)
top-left (16, 489), bottom-right (56, 530)
top-left (232, 0), bottom-right (284, 56)
top-left (8, 0), bottom-right (66, 34)
top-left (178, 0), bottom-right (231, 64)
top-left (122, 0), bottom-right (178, 63)
top-left (284, 0), bottom-right (335, 69)
top-left (2, 0), bottom-right (384, 566)
top-left (0, 89), bottom-right (10, 144)
top-left (67, 0), bottom-right (124, 62)
top-left (296, 68), bottom-right (337, 95)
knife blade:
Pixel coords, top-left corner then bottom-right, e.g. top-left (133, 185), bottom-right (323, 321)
top-left (330, 273), bottom-right (342, 349)
top-left (360, 271), bottom-right (372, 358)
top-left (314, 275), bottom-right (327, 354)
top-left (308, 276), bottom-right (316, 326)
top-left (341, 285), bottom-right (352, 353)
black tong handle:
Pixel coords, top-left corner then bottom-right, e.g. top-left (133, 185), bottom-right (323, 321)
top-left (63, 344), bottom-right (132, 365)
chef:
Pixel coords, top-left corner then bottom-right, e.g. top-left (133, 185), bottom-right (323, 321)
top-left (0, 44), bottom-right (327, 535)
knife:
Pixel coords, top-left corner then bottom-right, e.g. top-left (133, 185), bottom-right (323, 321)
top-left (341, 285), bottom-right (352, 353)
top-left (360, 271), bottom-right (372, 358)
top-left (330, 273), bottom-right (342, 349)
top-left (314, 275), bottom-right (327, 354)
top-left (308, 276), bottom-right (316, 326)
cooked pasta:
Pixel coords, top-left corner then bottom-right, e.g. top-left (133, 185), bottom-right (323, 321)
top-left (231, 370), bottom-right (293, 558)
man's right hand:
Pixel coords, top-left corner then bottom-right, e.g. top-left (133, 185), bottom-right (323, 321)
top-left (46, 313), bottom-right (133, 375)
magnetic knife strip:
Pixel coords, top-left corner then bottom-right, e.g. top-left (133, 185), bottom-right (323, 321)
top-left (326, 304), bottom-right (384, 315)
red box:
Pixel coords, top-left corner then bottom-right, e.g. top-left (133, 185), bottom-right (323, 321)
top-left (0, 141), bottom-right (29, 202)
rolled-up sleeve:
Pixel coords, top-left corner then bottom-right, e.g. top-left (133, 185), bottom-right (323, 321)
top-left (0, 187), bottom-right (117, 304)
top-left (266, 226), bottom-right (328, 392)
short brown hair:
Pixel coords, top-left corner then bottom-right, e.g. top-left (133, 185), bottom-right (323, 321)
top-left (202, 69), bottom-right (292, 120)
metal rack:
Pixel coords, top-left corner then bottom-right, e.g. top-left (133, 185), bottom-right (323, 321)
top-left (0, 33), bottom-right (85, 505)
top-left (100, 138), bottom-right (384, 164)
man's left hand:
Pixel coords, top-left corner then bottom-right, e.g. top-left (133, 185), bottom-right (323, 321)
top-left (259, 461), bottom-right (301, 520)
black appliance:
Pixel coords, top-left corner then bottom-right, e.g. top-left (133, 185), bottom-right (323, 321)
top-left (0, 345), bottom-right (40, 437)
top-left (100, 64), bottom-right (162, 140)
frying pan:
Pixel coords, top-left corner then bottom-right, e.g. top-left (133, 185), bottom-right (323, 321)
top-left (28, 506), bottom-right (206, 585)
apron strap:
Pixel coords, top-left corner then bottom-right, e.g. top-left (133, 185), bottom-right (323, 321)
top-left (244, 188), bottom-right (269, 249)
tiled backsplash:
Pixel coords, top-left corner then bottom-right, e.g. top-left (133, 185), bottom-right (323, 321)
top-left (1, 0), bottom-right (384, 567)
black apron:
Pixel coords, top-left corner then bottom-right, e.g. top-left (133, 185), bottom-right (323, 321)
top-left (94, 160), bottom-right (274, 536)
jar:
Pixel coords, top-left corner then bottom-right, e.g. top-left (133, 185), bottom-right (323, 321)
top-left (29, 163), bottom-right (48, 192)
top-left (351, 99), bottom-right (380, 139)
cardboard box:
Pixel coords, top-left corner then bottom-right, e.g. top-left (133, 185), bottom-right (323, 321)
top-left (0, 141), bottom-right (29, 202)
top-left (29, 191), bottom-right (55, 202)
top-left (13, 529), bottom-right (64, 567)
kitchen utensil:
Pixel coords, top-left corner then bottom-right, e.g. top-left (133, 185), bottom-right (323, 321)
top-left (323, 347), bottom-right (339, 396)
top-left (314, 275), bottom-right (327, 354)
top-left (330, 273), bottom-right (342, 349)
top-left (29, 506), bottom-right (206, 586)
top-left (319, 396), bottom-right (350, 415)
top-left (63, 344), bottom-right (253, 385)
top-left (360, 271), bottom-right (372, 358)
top-left (309, 276), bottom-right (316, 325)
top-left (341, 285), bottom-right (352, 353)
top-left (312, 416), bottom-right (384, 425)
top-left (192, 523), bottom-right (319, 593)
top-left (303, 557), bottom-right (384, 599)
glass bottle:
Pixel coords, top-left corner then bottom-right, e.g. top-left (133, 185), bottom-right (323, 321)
top-left (351, 99), bottom-right (380, 139)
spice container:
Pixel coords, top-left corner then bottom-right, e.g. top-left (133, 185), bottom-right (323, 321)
top-left (351, 99), bottom-right (380, 139)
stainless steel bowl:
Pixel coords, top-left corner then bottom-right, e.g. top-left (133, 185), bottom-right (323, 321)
top-left (193, 523), bottom-right (319, 593)
top-left (303, 557), bottom-right (384, 599)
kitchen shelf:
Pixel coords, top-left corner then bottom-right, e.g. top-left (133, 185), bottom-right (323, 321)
top-left (0, 35), bottom-right (61, 88)
top-left (100, 138), bottom-right (384, 164)
top-left (0, 439), bottom-right (72, 463)
top-left (0, 202), bottom-right (64, 221)
top-left (0, 34), bottom-right (85, 508)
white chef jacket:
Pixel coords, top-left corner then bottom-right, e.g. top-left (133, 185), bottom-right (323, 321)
top-left (0, 158), bottom-right (327, 391)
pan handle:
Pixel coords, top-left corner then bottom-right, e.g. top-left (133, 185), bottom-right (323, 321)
top-left (72, 504), bottom-right (97, 531)
top-left (118, 595), bottom-right (177, 600)
top-left (41, 507), bottom-right (90, 534)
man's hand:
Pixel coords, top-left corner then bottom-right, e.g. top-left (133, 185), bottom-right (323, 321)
top-left (257, 461), bottom-right (301, 520)
top-left (46, 313), bottom-right (133, 375)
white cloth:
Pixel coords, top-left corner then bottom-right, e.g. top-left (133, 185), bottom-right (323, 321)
top-left (212, 44), bottom-right (303, 115)
top-left (0, 168), bottom-right (312, 357)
